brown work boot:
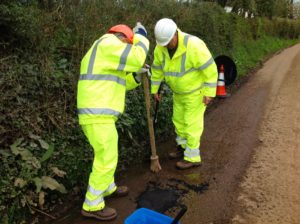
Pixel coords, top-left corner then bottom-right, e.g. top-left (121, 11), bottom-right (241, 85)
top-left (81, 207), bottom-right (117, 221)
top-left (168, 145), bottom-right (184, 159)
top-left (176, 160), bottom-right (201, 170)
top-left (106, 186), bottom-right (129, 198)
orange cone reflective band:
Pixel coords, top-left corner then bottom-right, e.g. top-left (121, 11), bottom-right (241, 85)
top-left (216, 64), bottom-right (228, 98)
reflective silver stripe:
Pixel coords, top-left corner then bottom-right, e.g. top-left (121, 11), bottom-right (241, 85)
top-left (79, 74), bottom-right (126, 86)
top-left (173, 84), bottom-right (204, 95)
top-left (176, 136), bottom-right (187, 145)
top-left (183, 35), bottom-right (190, 47)
top-left (204, 82), bottom-right (217, 87)
top-left (164, 72), bottom-right (178, 77)
top-left (164, 68), bottom-right (195, 77)
top-left (136, 41), bottom-right (148, 56)
top-left (78, 108), bottom-right (121, 116)
top-left (88, 185), bottom-right (105, 197)
top-left (198, 57), bottom-right (214, 71)
top-left (184, 147), bottom-right (200, 158)
top-left (151, 80), bottom-right (161, 86)
top-left (151, 64), bottom-right (163, 70)
top-left (118, 44), bottom-right (132, 71)
top-left (84, 197), bottom-right (104, 207)
top-left (106, 182), bottom-right (116, 193)
top-left (164, 57), bottom-right (214, 78)
top-left (181, 52), bottom-right (186, 73)
top-left (162, 54), bottom-right (166, 70)
top-left (88, 38), bottom-right (106, 74)
top-left (88, 182), bottom-right (116, 198)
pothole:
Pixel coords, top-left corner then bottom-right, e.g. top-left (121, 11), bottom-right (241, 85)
top-left (136, 179), bottom-right (209, 213)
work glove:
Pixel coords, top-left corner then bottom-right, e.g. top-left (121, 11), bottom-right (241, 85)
top-left (133, 22), bottom-right (147, 37)
top-left (133, 64), bottom-right (150, 83)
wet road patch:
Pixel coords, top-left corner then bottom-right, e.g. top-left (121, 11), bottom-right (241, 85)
top-left (136, 179), bottom-right (209, 213)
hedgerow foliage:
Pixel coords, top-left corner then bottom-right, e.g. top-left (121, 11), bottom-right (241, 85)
top-left (0, 0), bottom-right (299, 222)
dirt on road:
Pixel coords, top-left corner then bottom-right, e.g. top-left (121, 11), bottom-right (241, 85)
top-left (50, 43), bottom-right (300, 224)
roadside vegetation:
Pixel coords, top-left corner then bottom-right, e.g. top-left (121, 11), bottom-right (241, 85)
top-left (1, 0), bottom-right (299, 223)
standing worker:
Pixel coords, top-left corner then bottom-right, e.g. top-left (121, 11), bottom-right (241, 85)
top-left (77, 23), bottom-right (149, 221)
top-left (151, 18), bottom-right (218, 170)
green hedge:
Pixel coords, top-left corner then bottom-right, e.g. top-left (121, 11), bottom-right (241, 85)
top-left (0, 0), bottom-right (300, 223)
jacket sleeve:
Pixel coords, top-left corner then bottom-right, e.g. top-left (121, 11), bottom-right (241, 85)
top-left (190, 38), bottom-right (218, 97)
top-left (125, 73), bottom-right (140, 90)
top-left (150, 46), bottom-right (165, 94)
top-left (123, 34), bottom-right (150, 72)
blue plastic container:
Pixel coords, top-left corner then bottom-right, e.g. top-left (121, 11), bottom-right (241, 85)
top-left (124, 208), bottom-right (180, 224)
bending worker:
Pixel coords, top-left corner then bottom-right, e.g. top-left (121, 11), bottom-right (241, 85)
top-left (77, 23), bottom-right (149, 221)
top-left (151, 18), bottom-right (218, 170)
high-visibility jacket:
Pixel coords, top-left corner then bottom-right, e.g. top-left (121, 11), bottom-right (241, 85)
top-left (150, 29), bottom-right (217, 96)
top-left (77, 33), bottom-right (149, 125)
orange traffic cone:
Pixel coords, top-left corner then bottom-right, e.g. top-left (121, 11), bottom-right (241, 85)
top-left (216, 64), bottom-right (228, 98)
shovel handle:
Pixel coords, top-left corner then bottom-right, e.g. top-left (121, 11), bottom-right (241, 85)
top-left (142, 74), bottom-right (158, 158)
top-left (170, 206), bottom-right (187, 224)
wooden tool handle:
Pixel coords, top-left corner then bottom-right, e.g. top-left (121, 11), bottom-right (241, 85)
top-left (142, 74), bottom-right (157, 158)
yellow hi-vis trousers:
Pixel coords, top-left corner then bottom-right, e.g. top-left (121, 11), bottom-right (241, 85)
top-left (172, 90), bottom-right (206, 163)
top-left (81, 122), bottom-right (118, 211)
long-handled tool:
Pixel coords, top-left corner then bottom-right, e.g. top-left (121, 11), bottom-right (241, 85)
top-left (153, 83), bottom-right (163, 131)
top-left (170, 206), bottom-right (187, 224)
top-left (142, 72), bottom-right (162, 173)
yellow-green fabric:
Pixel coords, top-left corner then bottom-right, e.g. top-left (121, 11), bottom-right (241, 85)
top-left (173, 90), bottom-right (206, 162)
top-left (77, 33), bottom-right (149, 125)
top-left (151, 29), bottom-right (217, 162)
top-left (81, 123), bottom-right (118, 211)
top-left (78, 32), bottom-right (149, 212)
top-left (150, 29), bottom-right (217, 96)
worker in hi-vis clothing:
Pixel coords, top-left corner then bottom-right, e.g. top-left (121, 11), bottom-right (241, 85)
top-left (77, 23), bottom-right (149, 221)
top-left (151, 18), bottom-right (218, 170)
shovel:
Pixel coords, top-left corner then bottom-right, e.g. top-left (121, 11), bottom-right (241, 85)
top-left (170, 206), bottom-right (187, 224)
top-left (153, 83), bottom-right (164, 131)
top-left (142, 72), bottom-right (162, 173)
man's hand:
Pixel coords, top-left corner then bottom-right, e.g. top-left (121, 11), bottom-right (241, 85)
top-left (203, 96), bottom-right (213, 105)
top-left (154, 93), bottom-right (162, 102)
top-left (133, 22), bottom-right (147, 37)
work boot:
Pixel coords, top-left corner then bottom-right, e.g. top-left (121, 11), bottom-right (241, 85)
top-left (168, 145), bottom-right (184, 159)
top-left (81, 206), bottom-right (117, 221)
top-left (106, 185), bottom-right (129, 198)
top-left (176, 160), bottom-right (201, 170)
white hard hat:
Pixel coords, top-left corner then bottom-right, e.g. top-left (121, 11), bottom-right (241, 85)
top-left (154, 18), bottom-right (177, 46)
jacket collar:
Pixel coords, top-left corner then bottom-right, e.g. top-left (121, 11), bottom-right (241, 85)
top-left (159, 29), bottom-right (188, 60)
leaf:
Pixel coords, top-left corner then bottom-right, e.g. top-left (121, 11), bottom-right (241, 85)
top-left (20, 149), bottom-right (33, 161)
top-left (38, 191), bottom-right (45, 207)
top-left (0, 150), bottom-right (11, 158)
top-left (28, 156), bottom-right (41, 169)
top-left (21, 197), bottom-right (27, 207)
top-left (33, 177), bottom-right (42, 193)
top-left (128, 130), bottom-right (133, 140)
top-left (38, 139), bottom-right (49, 150)
top-left (40, 144), bottom-right (54, 162)
top-left (14, 178), bottom-right (27, 188)
top-left (29, 133), bottom-right (41, 140)
top-left (51, 167), bottom-right (66, 178)
top-left (41, 176), bottom-right (67, 193)
top-left (10, 146), bottom-right (18, 155)
top-left (11, 138), bottom-right (24, 148)
top-left (30, 142), bottom-right (38, 148)
top-left (11, 144), bottom-right (33, 161)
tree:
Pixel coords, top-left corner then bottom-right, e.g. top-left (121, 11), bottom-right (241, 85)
top-left (230, 0), bottom-right (256, 17)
